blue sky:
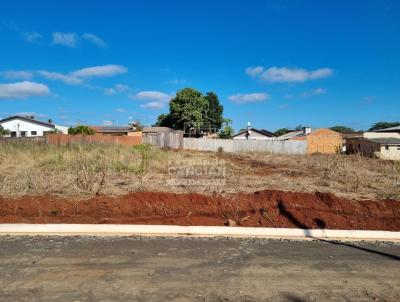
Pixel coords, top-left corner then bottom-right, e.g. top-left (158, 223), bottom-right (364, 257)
top-left (0, 0), bottom-right (399, 131)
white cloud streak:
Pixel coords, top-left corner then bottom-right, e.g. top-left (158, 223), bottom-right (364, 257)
top-left (133, 91), bottom-right (173, 109)
top-left (23, 32), bottom-right (43, 43)
top-left (246, 66), bottom-right (333, 82)
top-left (228, 93), bottom-right (270, 104)
top-left (37, 65), bottom-right (128, 85)
top-left (82, 33), bottom-right (106, 48)
top-left (3, 70), bottom-right (33, 80)
top-left (0, 81), bottom-right (50, 99)
top-left (52, 32), bottom-right (78, 47)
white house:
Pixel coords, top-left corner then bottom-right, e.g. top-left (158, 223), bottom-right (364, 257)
top-left (0, 115), bottom-right (68, 137)
top-left (232, 128), bottom-right (276, 140)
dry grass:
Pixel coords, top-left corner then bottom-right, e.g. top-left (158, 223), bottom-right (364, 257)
top-left (0, 141), bottom-right (399, 200)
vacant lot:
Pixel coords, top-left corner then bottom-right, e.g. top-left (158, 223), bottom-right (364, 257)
top-left (0, 141), bottom-right (399, 201)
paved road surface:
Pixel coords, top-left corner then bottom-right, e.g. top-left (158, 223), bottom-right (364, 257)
top-left (0, 236), bottom-right (399, 301)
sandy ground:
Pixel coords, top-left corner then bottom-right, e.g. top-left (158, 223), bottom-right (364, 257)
top-left (0, 236), bottom-right (399, 301)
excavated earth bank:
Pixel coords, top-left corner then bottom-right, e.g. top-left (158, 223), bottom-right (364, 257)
top-left (0, 190), bottom-right (399, 231)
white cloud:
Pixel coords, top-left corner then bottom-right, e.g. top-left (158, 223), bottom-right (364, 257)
top-left (23, 32), bottom-right (43, 43)
top-left (132, 91), bottom-right (173, 110)
top-left (52, 32), bottom-right (78, 47)
top-left (103, 120), bottom-right (113, 126)
top-left (71, 65), bottom-right (127, 78)
top-left (301, 87), bottom-right (327, 97)
top-left (0, 81), bottom-right (50, 99)
top-left (37, 70), bottom-right (83, 85)
top-left (104, 88), bottom-right (116, 95)
top-left (3, 70), bottom-right (33, 80)
top-left (115, 108), bottom-right (126, 113)
top-left (133, 91), bottom-right (172, 102)
top-left (228, 93), bottom-right (270, 104)
top-left (37, 65), bottom-right (127, 85)
top-left (245, 66), bottom-right (264, 78)
top-left (246, 66), bottom-right (333, 82)
top-left (166, 79), bottom-right (187, 85)
top-left (140, 101), bottom-right (166, 109)
top-left (82, 33), bottom-right (106, 48)
top-left (115, 84), bottom-right (130, 92)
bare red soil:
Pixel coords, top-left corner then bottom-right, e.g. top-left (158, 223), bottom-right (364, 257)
top-left (0, 190), bottom-right (399, 231)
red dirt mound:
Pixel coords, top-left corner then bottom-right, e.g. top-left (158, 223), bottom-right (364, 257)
top-left (0, 190), bottom-right (399, 231)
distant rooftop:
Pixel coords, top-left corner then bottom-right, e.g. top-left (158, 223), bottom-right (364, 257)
top-left (374, 126), bottom-right (400, 132)
top-left (367, 137), bottom-right (400, 145)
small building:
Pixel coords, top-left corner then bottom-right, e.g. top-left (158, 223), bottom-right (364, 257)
top-left (91, 126), bottom-right (138, 136)
top-left (346, 137), bottom-right (400, 160)
top-left (232, 128), bottom-right (276, 140)
top-left (0, 115), bottom-right (68, 137)
top-left (277, 128), bottom-right (342, 154)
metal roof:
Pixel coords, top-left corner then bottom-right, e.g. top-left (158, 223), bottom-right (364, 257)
top-left (275, 130), bottom-right (304, 140)
top-left (0, 115), bottom-right (55, 128)
top-left (375, 126), bottom-right (400, 132)
top-left (368, 137), bottom-right (400, 145)
top-left (232, 128), bottom-right (276, 138)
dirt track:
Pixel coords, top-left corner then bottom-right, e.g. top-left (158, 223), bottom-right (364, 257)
top-left (0, 190), bottom-right (399, 231)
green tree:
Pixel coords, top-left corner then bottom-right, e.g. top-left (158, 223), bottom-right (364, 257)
top-left (329, 125), bottom-right (355, 133)
top-left (68, 125), bottom-right (96, 135)
top-left (166, 88), bottom-right (209, 131)
top-left (0, 125), bottom-right (10, 137)
top-left (154, 113), bottom-right (173, 127)
top-left (205, 92), bottom-right (223, 133)
top-left (219, 118), bottom-right (234, 139)
top-left (274, 128), bottom-right (291, 136)
top-left (369, 122), bottom-right (400, 131)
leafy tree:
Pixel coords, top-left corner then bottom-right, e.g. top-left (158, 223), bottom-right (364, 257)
top-left (68, 125), bottom-right (96, 135)
top-left (0, 125), bottom-right (10, 137)
top-left (274, 128), bottom-right (291, 136)
top-left (205, 92), bottom-right (224, 133)
top-left (329, 125), bottom-right (355, 133)
top-left (155, 113), bottom-right (173, 127)
top-left (169, 88), bottom-right (209, 130)
top-left (219, 118), bottom-right (234, 139)
top-left (369, 122), bottom-right (400, 131)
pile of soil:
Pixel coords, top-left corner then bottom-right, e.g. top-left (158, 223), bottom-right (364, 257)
top-left (0, 190), bottom-right (399, 231)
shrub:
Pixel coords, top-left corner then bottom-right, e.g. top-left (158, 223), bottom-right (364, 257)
top-left (68, 125), bottom-right (96, 135)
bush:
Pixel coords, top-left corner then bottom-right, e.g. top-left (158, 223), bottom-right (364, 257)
top-left (68, 125), bottom-right (96, 135)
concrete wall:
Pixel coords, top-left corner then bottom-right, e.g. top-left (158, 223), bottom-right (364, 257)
top-left (142, 131), bottom-right (183, 149)
top-left (183, 138), bottom-right (307, 154)
top-left (46, 133), bottom-right (142, 146)
top-left (379, 145), bottom-right (400, 160)
top-left (364, 132), bottom-right (400, 139)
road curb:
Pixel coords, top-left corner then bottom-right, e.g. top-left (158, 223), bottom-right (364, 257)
top-left (0, 224), bottom-right (399, 242)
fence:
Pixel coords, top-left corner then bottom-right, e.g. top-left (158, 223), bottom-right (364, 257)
top-left (45, 133), bottom-right (142, 146)
top-left (183, 138), bottom-right (307, 155)
top-left (142, 131), bottom-right (184, 149)
top-left (0, 137), bottom-right (45, 144)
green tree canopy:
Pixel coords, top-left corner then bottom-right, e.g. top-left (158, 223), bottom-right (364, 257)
top-left (329, 125), bottom-right (355, 133)
top-left (155, 88), bottom-right (226, 133)
top-left (0, 125), bottom-right (10, 137)
top-left (369, 122), bottom-right (400, 131)
top-left (274, 128), bottom-right (291, 136)
top-left (205, 92), bottom-right (223, 133)
top-left (219, 118), bottom-right (234, 139)
top-left (68, 125), bottom-right (96, 135)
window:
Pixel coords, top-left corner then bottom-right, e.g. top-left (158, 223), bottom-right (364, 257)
top-left (10, 131), bottom-right (16, 137)
top-left (385, 145), bottom-right (389, 151)
top-left (20, 131), bottom-right (27, 137)
top-left (31, 131), bottom-right (37, 136)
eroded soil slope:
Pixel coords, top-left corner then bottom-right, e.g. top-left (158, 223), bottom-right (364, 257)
top-left (0, 190), bottom-right (399, 231)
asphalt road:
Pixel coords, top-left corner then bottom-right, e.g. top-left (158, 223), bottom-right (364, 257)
top-left (0, 236), bottom-right (399, 302)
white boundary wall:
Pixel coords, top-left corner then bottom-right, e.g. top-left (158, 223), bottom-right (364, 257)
top-left (183, 138), bottom-right (307, 154)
